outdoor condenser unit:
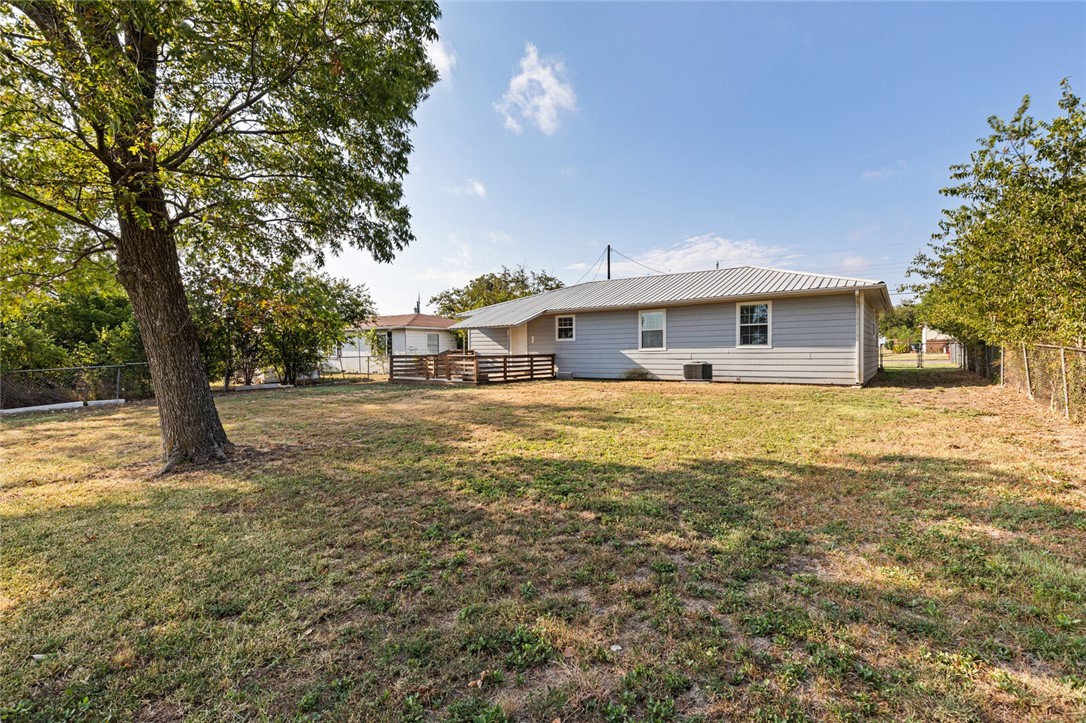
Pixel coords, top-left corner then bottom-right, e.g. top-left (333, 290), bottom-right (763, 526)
top-left (682, 362), bottom-right (713, 382)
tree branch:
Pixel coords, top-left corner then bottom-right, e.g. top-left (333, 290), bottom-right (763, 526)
top-left (1, 184), bottom-right (120, 244)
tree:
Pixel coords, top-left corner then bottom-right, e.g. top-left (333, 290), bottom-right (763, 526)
top-left (185, 260), bottom-right (269, 387)
top-left (878, 300), bottom-right (920, 351)
top-left (1, 1), bottom-right (439, 469)
top-left (429, 265), bottom-right (565, 317)
top-left (909, 80), bottom-right (1086, 348)
top-left (262, 266), bottom-right (373, 385)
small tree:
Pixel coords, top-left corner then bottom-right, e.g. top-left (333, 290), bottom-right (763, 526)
top-left (186, 261), bottom-right (270, 387)
top-left (262, 266), bottom-right (374, 386)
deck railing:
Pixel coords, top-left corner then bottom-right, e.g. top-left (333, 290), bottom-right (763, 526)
top-left (389, 352), bottom-right (556, 384)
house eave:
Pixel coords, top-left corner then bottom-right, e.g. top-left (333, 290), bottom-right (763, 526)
top-left (452, 284), bottom-right (893, 330)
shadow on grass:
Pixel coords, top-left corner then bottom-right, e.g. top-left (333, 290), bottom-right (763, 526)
top-left (4, 405), bottom-right (1084, 722)
top-left (868, 366), bottom-right (994, 389)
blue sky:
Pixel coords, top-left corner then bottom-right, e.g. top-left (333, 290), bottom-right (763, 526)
top-left (332, 2), bottom-right (1085, 315)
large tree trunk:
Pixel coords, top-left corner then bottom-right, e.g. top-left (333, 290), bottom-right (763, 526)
top-left (115, 210), bottom-right (232, 471)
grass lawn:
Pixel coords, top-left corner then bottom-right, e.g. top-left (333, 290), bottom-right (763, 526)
top-left (2, 370), bottom-right (1085, 721)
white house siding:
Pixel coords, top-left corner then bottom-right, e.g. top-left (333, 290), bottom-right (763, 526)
top-left (390, 329), bottom-right (407, 355)
top-left (469, 328), bottom-right (510, 355)
top-left (404, 329), bottom-right (457, 354)
top-left (863, 303), bottom-right (879, 383)
top-left (523, 294), bottom-right (861, 385)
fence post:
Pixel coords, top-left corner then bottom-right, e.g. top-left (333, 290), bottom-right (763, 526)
top-left (115, 366), bottom-right (122, 399)
top-left (389, 355), bottom-right (395, 381)
top-left (1000, 346), bottom-right (1005, 386)
top-left (1022, 343), bottom-right (1032, 399)
top-left (1061, 347), bottom-right (1070, 419)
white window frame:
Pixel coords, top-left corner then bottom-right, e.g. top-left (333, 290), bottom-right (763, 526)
top-left (736, 301), bottom-right (773, 348)
top-left (555, 314), bottom-right (576, 342)
top-left (638, 309), bottom-right (666, 350)
top-left (426, 333), bottom-right (440, 353)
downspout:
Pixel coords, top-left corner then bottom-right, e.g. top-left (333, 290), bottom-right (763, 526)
top-left (855, 290), bottom-right (864, 385)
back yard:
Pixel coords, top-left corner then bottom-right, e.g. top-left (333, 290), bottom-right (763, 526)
top-left (2, 371), bottom-right (1084, 721)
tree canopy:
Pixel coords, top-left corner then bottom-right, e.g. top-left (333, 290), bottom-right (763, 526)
top-left (0, 1), bottom-right (439, 466)
top-left (909, 80), bottom-right (1086, 348)
top-left (1, 0), bottom-right (440, 279)
top-left (429, 265), bottom-right (564, 318)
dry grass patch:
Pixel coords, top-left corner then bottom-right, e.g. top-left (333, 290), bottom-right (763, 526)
top-left (2, 370), bottom-right (1085, 721)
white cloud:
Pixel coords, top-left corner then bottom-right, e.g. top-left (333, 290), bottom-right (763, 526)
top-left (495, 43), bottom-right (576, 135)
top-left (426, 32), bottom-right (457, 85)
top-left (567, 234), bottom-right (796, 277)
top-left (449, 178), bottom-right (487, 198)
top-left (861, 160), bottom-right (907, 182)
top-left (486, 230), bottom-right (512, 244)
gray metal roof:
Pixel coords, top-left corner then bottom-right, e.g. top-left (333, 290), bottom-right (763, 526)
top-left (451, 266), bottom-right (893, 329)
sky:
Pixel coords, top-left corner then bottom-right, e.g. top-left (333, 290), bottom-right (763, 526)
top-left (330, 2), bottom-right (1086, 315)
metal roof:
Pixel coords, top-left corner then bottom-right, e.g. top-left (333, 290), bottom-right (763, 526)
top-left (451, 266), bottom-right (893, 329)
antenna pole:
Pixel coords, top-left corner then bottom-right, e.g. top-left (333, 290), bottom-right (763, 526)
top-left (606, 245), bottom-right (611, 280)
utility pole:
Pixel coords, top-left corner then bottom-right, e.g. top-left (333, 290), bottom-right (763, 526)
top-left (606, 244), bottom-right (611, 280)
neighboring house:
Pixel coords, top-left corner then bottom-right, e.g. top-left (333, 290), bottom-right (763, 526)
top-left (327, 313), bottom-right (458, 372)
top-left (921, 326), bottom-right (954, 354)
top-left (451, 266), bottom-right (893, 386)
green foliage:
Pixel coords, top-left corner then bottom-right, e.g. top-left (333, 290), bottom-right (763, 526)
top-left (0, 1), bottom-right (441, 286)
top-left (909, 80), bottom-right (1086, 346)
top-left (261, 265), bottom-right (374, 385)
top-left (185, 259), bottom-right (374, 386)
top-left (429, 266), bottom-right (564, 318)
top-left (185, 259), bottom-right (271, 386)
top-left (0, 279), bottom-right (144, 370)
top-left (361, 327), bottom-right (388, 356)
top-left (878, 300), bottom-right (920, 349)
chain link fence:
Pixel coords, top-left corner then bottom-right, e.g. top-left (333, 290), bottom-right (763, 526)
top-left (879, 348), bottom-right (960, 369)
top-left (322, 351), bottom-right (390, 379)
top-left (1, 363), bottom-right (153, 411)
top-left (1003, 343), bottom-right (1085, 423)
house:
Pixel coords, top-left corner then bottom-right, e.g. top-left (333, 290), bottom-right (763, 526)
top-left (327, 313), bottom-right (458, 373)
top-left (450, 266), bottom-right (893, 385)
top-left (921, 325), bottom-right (954, 354)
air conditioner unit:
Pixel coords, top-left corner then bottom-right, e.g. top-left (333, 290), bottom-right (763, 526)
top-left (682, 362), bottom-right (712, 382)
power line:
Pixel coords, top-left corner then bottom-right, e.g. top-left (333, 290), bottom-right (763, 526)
top-left (611, 247), bottom-right (667, 275)
top-left (572, 247), bottom-right (606, 285)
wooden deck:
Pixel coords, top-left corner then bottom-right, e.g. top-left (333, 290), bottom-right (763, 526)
top-left (389, 352), bottom-right (556, 385)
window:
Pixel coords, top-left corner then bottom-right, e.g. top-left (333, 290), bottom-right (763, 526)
top-left (427, 333), bottom-right (440, 353)
top-left (639, 310), bottom-right (665, 349)
top-left (556, 315), bottom-right (575, 341)
top-left (737, 302), bottom-right (771, 346)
